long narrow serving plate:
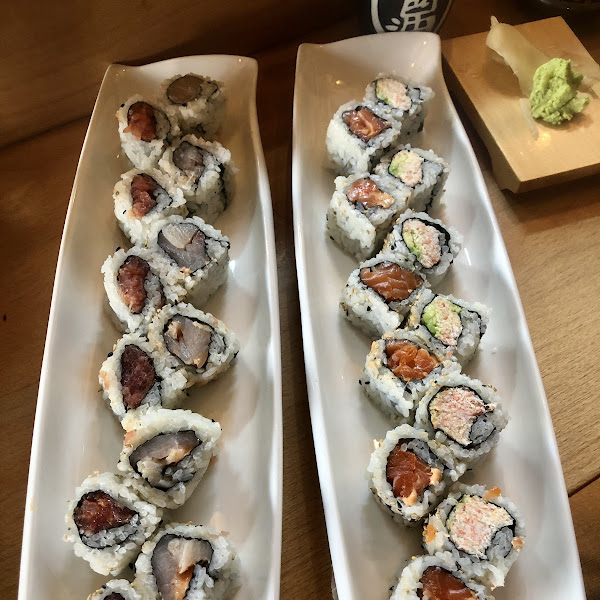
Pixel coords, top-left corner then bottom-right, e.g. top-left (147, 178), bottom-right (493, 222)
top-left (292, 33), bottom-right (585, 600)
top-left (19, 56), bottom-right (282, 600)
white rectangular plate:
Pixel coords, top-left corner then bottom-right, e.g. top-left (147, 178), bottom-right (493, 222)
top-left (19, 56), bottom-right (282, 600)
top-left (292, 33), bottom-right (585, 600)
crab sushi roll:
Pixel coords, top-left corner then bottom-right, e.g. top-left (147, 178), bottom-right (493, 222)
top-left (374, 145), bottom-right (449, 213)
top-left (117, 96), bottom-right (178, 170)
top-left (148, 215), bottom-right (230, 307)
top-left (326, 172), bottom-right (410, 261)
top-left (340, 253), bottom-right (428, 339)
top-left (415, 374), bottom-right (508, 465)
top-left (102, 247), bottom-right (187, 334)
top-left (423, 483), bottom-right (526, 589)
top-left (88, 580), bottom-right (142, 600)
top-left (147, 303), bottom-right (239, 387)
top-left (113, 169), bottom-right (187, 246)
top-left (326, 100), bottom-right (403, 174)
top-left (99, 332), bottom-right (193, 424)
top-left (368, 425), bottom-right (466, 526)
top-left (360, 330), bottom-right (460, 423)
top-left (133, 522), bottom-right (240, 600)
top-left (118, 407), bottom-right (221, 509)
top-left (161, 73), bottom-right (226, 138)
top-left (390, 554), bottom-right (492, 600)
top-left (383, 210), bottom-right (463, 284)
top-left (159, 134), bottom-right (235, 223)
top-left (65, 472), bottom-right (162, 576)
top-left (364, 75), bottom-right (434, 142)
top-left (407, 290), bottom-right (489, 366)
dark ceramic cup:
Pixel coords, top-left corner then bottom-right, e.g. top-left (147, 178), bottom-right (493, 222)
top-left (358, 0), bottom-right (454, 33)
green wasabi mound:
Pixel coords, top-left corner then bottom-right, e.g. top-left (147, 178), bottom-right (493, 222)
top-left (530, 58), bottom-right (589, 125)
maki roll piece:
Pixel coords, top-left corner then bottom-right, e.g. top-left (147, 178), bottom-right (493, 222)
top-left (407, 290), bottom-right (489, 366)
top-left (161, 73), bottom-right (226, 139)
top-left (368, 425), bottom-right (465, 527)
top-left (374, 145), bottom-right (449, 213)
top-left (113, 169), bottom-right (187, 246)
top-left (148, 215), bottom-right (230, 307)
top-left (117, 96), bottom-right (178, 170)
top-left (364, 74), bottom-right (434, 142)
top-left (64, 472), bottom-right (162, 576)
top-left (99, 332), bottom-right (193, 424)
top-left (133, 522), bottom-right (240, 600)
top-left (326, 100), bottom-right (403, 174)
top-left (361, 330), bottom-right (460, 424)
top-left (118, 408), bottom-right (221, 509)
top-left (340, 253), bottom-right (428, 339)
top-left (159, 134), bottom-right (235, 223)
top-left (423, 483), bottom-right (526, 589)
top-left (390, 554), bottom-right (492, 600)
top-left (383, 210), bottom-right (463, 285)
top-left (326, 172), bottom-right (410, 261)
top-left (102, 247), bottom-right (187, 334)
top-left (148, 303), bottom-right (239, 387)
top-left (415, 374), bottom-right (508, 466)
top-left (88, 580), bottom-right (141, 600)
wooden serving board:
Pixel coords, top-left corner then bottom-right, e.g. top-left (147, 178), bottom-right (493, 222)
top-left (442, 17), bottom-right (600, 193)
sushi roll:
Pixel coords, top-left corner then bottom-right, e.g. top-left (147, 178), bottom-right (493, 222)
top-left (390, 554), bottom-right (492, 600)
top-left (326, 172), bottom-right (410, 261)
top-left (117, 96), bottom-right (178, 170)
top-left (414, 374), bottom-right (508, 465)
top-left (363, 74), bottom-right (434, 142)
top-left (158, 134), bottom-right (235, 223)
top-left (102, 247), bottom-right (187, 334)
top-left (382, 210), bottom-right (463, 285)
top-left (113, 168), bottom-right (187, 246)
top-left (118, 407), bottom-right (221, 509)
top-left (161, 73), bottom-right (226, 138)
top-left (88, 580), bottom-right (142, 600)
top-left (374, 145), bottom-right (449, 213)
top-left (326, 100), bottom-right (403, 174)
top-left (360, 330), bottom-right (460, 423)
top-left (423, 483), bottom-right (526, 589)
top-left (64, 472), bottom-right (162, 576)
top-left (147, 303), bottom-right (239, 386)
top-left (407, 290), bottom-right (489, 365)
top-left (99, 332), bottom-right (192, 424)
top-left (340, 253), bottom-right (428, 339)
top-left (147, 215), bottom-right (230, 307)
top-left (368, 425), bottom-right (465, 526)
top-left (133, 522), bottom-right (240, 600)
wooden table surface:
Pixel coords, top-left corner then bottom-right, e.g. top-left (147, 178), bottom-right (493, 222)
top-left (1, 2), bottom-right (600, 599)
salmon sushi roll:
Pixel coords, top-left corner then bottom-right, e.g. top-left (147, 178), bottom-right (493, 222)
top-left (368, 425), bottom-right (465, 526)
top-left (340, 253), bottom-right (428, 339)
top-left (423, 483), bottom-right (526, 589)
top-left (326, 172), bottom-right (410, 261)
top-left (414, 373), bottom-right (508, 466)
top-left (88, 580), bottom-right (142, 600)
top-left (360, 330), bottom-right (460, 423)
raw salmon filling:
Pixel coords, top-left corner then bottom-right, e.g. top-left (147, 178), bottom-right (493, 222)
top-left (130, 173), bottom-right (159, 218)
top-left (124, 101), bottom-right (157, 142)
top-left (342, 106), bottom-right (390, 142)
top-left (385, 340), bottom-right (439, 382)
top-left (347, 178), bottom-right (394, 210)
top-left (359, 262), bottom-right (423, 303)
top-left (417, 566), bottom-right (477, 600)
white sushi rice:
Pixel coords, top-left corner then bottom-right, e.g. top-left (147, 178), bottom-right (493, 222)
top-left (64, 472), bottom-right (163, 576)
top-left (102, 247), bottom-right (188, 334)
top-left (113, 168), bottom-right (188, 246)
top-left (118, 407), bottom-right (221, 509)
top-left (382, 209), bottom-right (463, 285)
top-left (159, 134), bottom-right (235, 223)
top-left (326, 172), bottom-right (410, 261)
top-left (368, 425), bottom-right (466, 526)
top-left (117, 95), bottom-right (178, 170)
top-left (361, 329), bottom-right (460, 423)
top-left (88, 579), bottom-right (142, 600)
top-left (423, 483), bottom-right (526, 589)
top-left (134, 522), bottom-right (240, 600)
top-left (414, 373), bottom-right (509, 465)
top-left (147, 215), bottom-right (230, 307)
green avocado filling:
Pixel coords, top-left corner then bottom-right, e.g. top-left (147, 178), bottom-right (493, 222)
top-left (422, 298), bottom-right (461, 338)
top-left (530, 58), bottom-right (589, 125)
top-left (402, 228), bottom-right (423, 262)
